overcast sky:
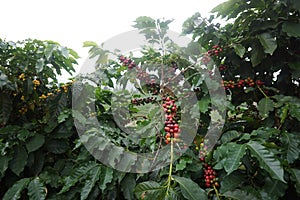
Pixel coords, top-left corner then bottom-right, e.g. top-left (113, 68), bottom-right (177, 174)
top-left (0, 0), bottom-right (226, 80)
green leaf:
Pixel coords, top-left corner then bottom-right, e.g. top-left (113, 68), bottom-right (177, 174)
top-left (198, 96), bottom-right (210, 113)
top-left (290, 0), bottom-right (300, 12)
top-left (59, 162), bottom-right (97, 194)
top-left (282, 22), bottom-right (300, 37)
top-left (133, 16), bottom-right (156, 29)
top-left (0, 92), bottom-right (12, 124)
top-left (60, 47), bottom-right (69, 59)
top-left (51, 123), bottom-right (73, 139)
top-left (210, 110), bottom-right (223, 122)
top-left (26, 134), bottom-right (45, 153)
top-left (57, 109), bottom-right (71, 123)
top-left (233, 44), bottom-right (246, 58)
top-left (39, 167), bottom-right (60, 188)
top-left (72, 110), bottom-right (87, 125)
top-left (211, 0), bottom-right (240, 18)
top-left (36, 58), bottom-right (45, 73)
top-left (284, 132), bottom-right (300, 164)
top-left (246, 141), bottom-right (285, 183)
top-left (224, 144), bottom-right (246, 174)
top-left (99, 166), bottom-right (114, 192)
top-left (28, 177), bottom-right (47, 200)
top-left (291, 168), bottom-right (300, 194)
top-left (107, 146), bottom-right (124, 167)
top-left (213, 143), bottom-right (246, 174)
top-left (221, 130), bottom-right (241, 143)
top-left (0, 73), bottom-right (9, 89)
top-left (251, 42), bottom-right (265, 67)
top-left (46, 139), bottom-right (69, 154)
top-left (3, 178), bottom-right (30, 200)
top-left (114, 151), bottom-right (137, 172)
top-left (134, 181), bottom-right (166, 200)
top-left (172, 175), bottom-right (207, 200)
top-left (121, 174), bottom-right (136, 200)
top-left (17, 129), bottom-right (32, 142)
top-left (258, 33), bottom-right (277, 55)
top-left (80, 165), bottom-right (101, 200)
top-left (44, 44), bottom-right (55, 61)
top-left (0, 155), bottom-right (12, 178)
top-left (220, 172), bottom-right (245, 193)
top-left (260, 177), bottom-right (287, 200)
top-left (258, 98), bottom-right (274, 119)
top-left (9, 145), bottom-right (28, 176)
top-left (290, 102), bottom-right (300, 121)
top-left (176, 157), bottom-right (192, 171)
top-left (223, 189), bottom-right (259, 200)
top-left (68, 48), bottom-right (80, 59)
top-left (83, 41), bottom-right (98, 47)
top-left (168, 187), bottom-right (182, 200)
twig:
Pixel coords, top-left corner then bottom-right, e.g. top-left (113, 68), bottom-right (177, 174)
top-left (163, 64), bottom-right (196, 88)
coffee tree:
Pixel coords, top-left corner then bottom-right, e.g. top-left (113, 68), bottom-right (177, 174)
top-left (71, 0), bottom-right (300, 196)
top-left (181, 0), bottom-right (300, 199)
top-left (0, 38), bottom-right (79, 199)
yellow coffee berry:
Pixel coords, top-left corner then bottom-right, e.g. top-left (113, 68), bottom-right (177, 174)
top-left (19, 73), bottom-right (26, 81)
top-left (32, 79), bottom-right (40, 87)
top-left (39, 94), bottom-right (47, 99)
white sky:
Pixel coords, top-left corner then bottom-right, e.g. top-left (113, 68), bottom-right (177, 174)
top-left (0, 0), bottom-right (226, 81)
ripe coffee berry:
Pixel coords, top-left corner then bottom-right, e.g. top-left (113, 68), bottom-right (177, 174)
top-left (202, 162), bottom-right (219, 189)
top-left (222, 77), bottom-right (264, 90)
top-left (197, 139), bottom-right (219, 189)
top-left (118, 55), bottom-right (136, 69)
top-left (219, 64), bottom-right (226, 71)
top-left (119, 55), bottom-right (160, 94)
top-left (201, 53), bottom-right (211, 65)
top-left (163, 96), bottom-right (181, 144)
top-left (207, 45), bottom-right (223, 57)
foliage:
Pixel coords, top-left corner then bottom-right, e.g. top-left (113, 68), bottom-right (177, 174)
top-left (0, 0), bottom-right (300, 199)
top-left (0, 38), bottom-right (80, 198)
top-left (180, 0), bottom-right (300, 198)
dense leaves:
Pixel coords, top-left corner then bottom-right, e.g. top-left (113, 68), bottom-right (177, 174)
top-left (27, 177), bottom-right (47, 200)
top-left (3, 178), bottom-right (30, 200)
top-left (172, 176), bottom-right (207, 200)
top-left (246, 141), bottom-right (285, 182)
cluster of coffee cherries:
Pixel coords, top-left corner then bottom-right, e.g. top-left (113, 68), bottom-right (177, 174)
top-left (119, 55), bottom-right (136, 69)
top-left (222, 77), bottom-right (264, 90)
top-left (119, 55), bottom-right (160, 94)
top-left (136, 67), bottom-right (156, 85)
top-left (198, 139), bottom-right (219, 189)
top-left (207, 45), bottom-right (223, 57)
top-left (135, 68), bottom-right (159, 94)
top-left (18, 106), bottom-right (28, 115)
top-left (218, 64), bottom-right (227, 71)
top-left (201, 45), bottom-right (224, 65)
top-left (201, 54), bottom-right (212, 65)
top-left (203, 163), bottom-right (219, 188)
top-left (32, 79), bottom-right (40, 90)
top-left (131, 97), bottom-right (157, 106)
top-left (163, 97), bottom-right (181, 144)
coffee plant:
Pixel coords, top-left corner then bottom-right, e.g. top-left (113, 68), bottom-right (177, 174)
top-left (0, 38), bottom-right (79, 199)
top-left (181, 0), bottom-right (300, 199)
top-left (1, 0), bottom-right (300, 199)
